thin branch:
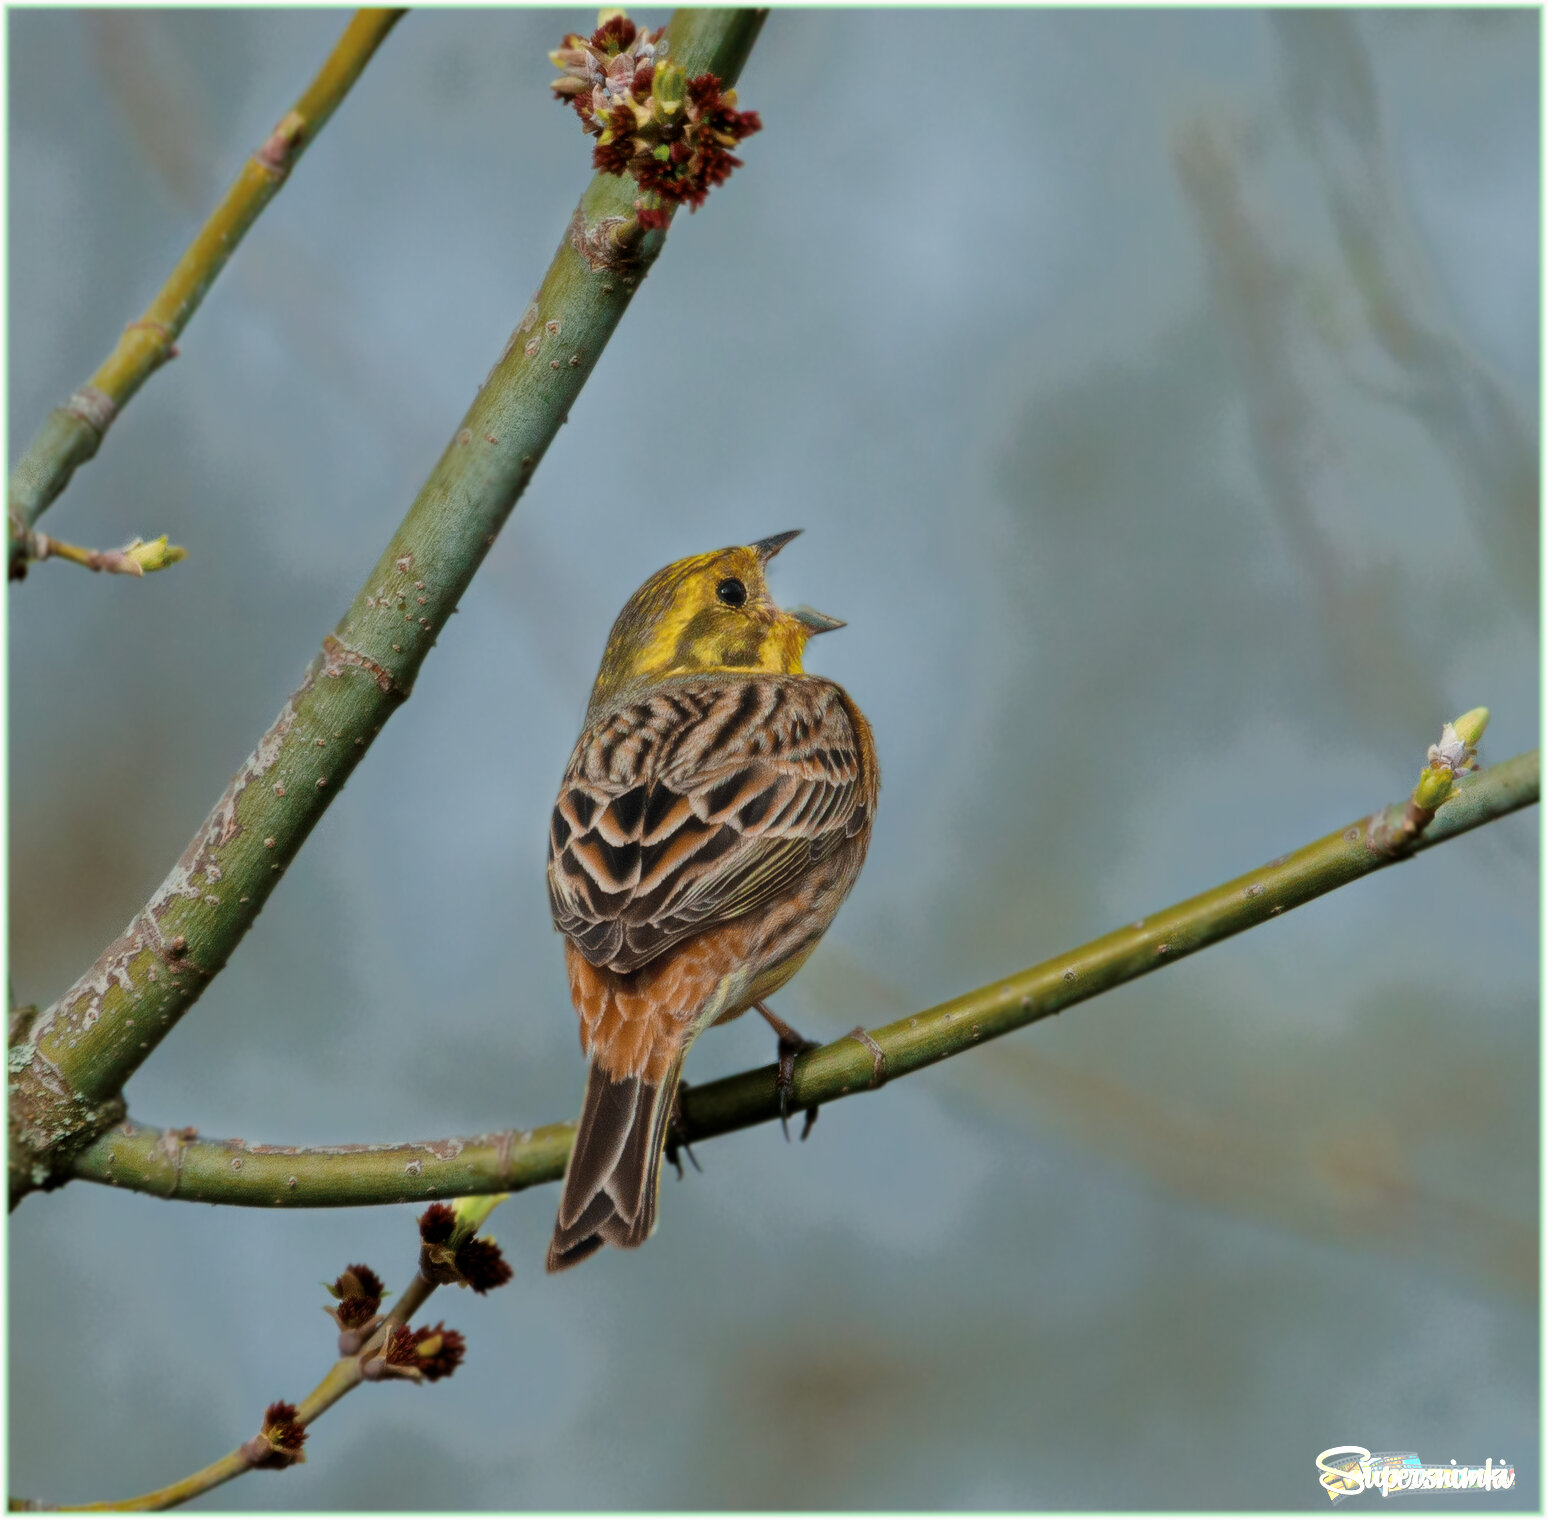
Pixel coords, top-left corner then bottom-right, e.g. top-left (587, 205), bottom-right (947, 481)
top-left (25, 531), bottom-right (187, 577)
top-left (67, 748), bottom-right (1539, 1208)
top-left (6, 9), bottom-right (405, 579)
top-left (38, 1447), bottom-right (252, 1514)
top-left (25, 1200), bottom-right (513, 1510)
top-left (7, 9), bottom-right (769, 1207)
top-left (33, 1243), bottom-right (447, 1511)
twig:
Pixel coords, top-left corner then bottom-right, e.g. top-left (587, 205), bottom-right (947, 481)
top-left (26, 532), bottom-right (186, 577)
top-left (39, 1287), bottom-right (439, 1513)
top-left (6, 9), bottom-right (405, 579)
top-left (31, 1200), bottom-right (514, 1512)
top-left (31, 1447), bottom-right (254, 1513)
top-left (66, 747), bottom-right (1539, 1208)
top-left (7, 8), bottom-right (769, 1208)
top-left (1369, 707), bottom-right (1490, 855)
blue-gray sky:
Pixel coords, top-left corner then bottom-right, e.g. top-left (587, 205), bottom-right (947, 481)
top-left (9, 8), bottom-right (1538, 1509)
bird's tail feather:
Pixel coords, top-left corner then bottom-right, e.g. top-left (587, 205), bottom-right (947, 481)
top-left (546, 1050), bottom-right (686, 1272)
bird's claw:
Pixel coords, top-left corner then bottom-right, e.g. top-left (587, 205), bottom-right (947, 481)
top-left (664, 1079), bottom-right (702, 1179)
top-left (776, 1033), bottom-right (822, 1142)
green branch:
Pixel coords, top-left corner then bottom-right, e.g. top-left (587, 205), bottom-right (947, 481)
top-left (7, 8), bottom-right (769, 1207)
top-left (7, 9), bottom-right (405, 580)
top-left (66, 748), bottom-right (1539, 1208)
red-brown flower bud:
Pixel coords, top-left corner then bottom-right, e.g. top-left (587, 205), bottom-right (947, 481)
top-left (417, 1203), bottom-right (513, 1294)
top-left (417, 1204), bottom-right (456, 1245)
top-left (367, 1322), bottom-right (466, 1383)
top-left (456, 1236), bottom-right (514, 1295)
top-left (242, 1401), bottom-right (307, 1468)
top-left (325, 1264), bottom-right (384, 1323)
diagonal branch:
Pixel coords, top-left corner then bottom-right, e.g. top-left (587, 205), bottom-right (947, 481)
top-left (66, 748), bottom-right (1539, 1208)
top-left (7, 8), bottom-right (406, 579)
top-left (43, 1282), bottom-right (437, 1512)
top-left (24, 1199), bottom-right (512, 1511)
top-left (7, 8), bottom-right (769, 1208)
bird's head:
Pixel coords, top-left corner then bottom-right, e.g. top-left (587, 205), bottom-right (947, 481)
top-left (587, 530), bottom-right (844, 714)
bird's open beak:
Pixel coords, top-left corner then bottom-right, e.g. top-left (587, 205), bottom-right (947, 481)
top-left (752, 532), bottom-right (843, 632)
top-left (753, 529), bottom-right (803, 562)
top-left (788, 604), bottom-right (846, 634)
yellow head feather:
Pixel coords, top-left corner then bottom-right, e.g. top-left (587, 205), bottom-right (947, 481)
top-left (586, 533), bottom-right (842, 717)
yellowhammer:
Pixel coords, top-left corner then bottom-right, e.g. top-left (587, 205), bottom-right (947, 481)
top-left (545, 530), bottom-right (879, 1270)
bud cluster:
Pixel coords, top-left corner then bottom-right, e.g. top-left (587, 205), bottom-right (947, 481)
top-left (1413, 707), bottom-right (1491, 815)
top-left (417, 1202), bottom-right (514, 1295)
top-left (1427, 707), bottom-right (1489, 779)
top-left (550, 10), bottom-right (761, 229)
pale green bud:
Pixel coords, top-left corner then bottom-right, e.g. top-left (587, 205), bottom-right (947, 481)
top-left (451, 1192), bottom-right (508, 1243)
top-left (122, 535), bottom-right (188, 575)
top-left (1452, 707), bottom-right (1490, 748)
top-left (1412, 765), bottom-right (1454, 812)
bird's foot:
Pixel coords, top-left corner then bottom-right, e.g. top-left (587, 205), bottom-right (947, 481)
top-left (664, 1079), bottom-right (702, 1180)
top-left (758, 996), bottom-right (829, 1139)
top-left (753, 1001), bottom-right (822, 1141)
top-left (775, 1030), bottom-right (823, 1142)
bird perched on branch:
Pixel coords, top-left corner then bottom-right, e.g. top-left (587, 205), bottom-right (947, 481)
top-left (545, 531), bottom-right (878, 1270)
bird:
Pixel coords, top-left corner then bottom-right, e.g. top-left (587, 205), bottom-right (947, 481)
top-left (544, 530), bottom-right (879, 1271)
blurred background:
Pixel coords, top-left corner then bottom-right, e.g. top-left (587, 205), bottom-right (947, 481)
top-left (7, 7), bottom-right (1539, 1510)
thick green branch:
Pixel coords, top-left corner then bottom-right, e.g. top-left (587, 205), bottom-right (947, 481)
top-left (8, 8), bottom-right (768, 1206)
top-left (7, 9), bottom-right (405, 579)
top-left (67, 749), bottom-right (1539, 1208)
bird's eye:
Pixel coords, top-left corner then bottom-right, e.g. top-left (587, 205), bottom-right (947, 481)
top-left (716, 577), bottom-right (747, 607)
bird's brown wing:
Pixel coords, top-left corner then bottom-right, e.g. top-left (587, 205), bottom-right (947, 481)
top-left (547, 677), bottom-right (873, 974)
